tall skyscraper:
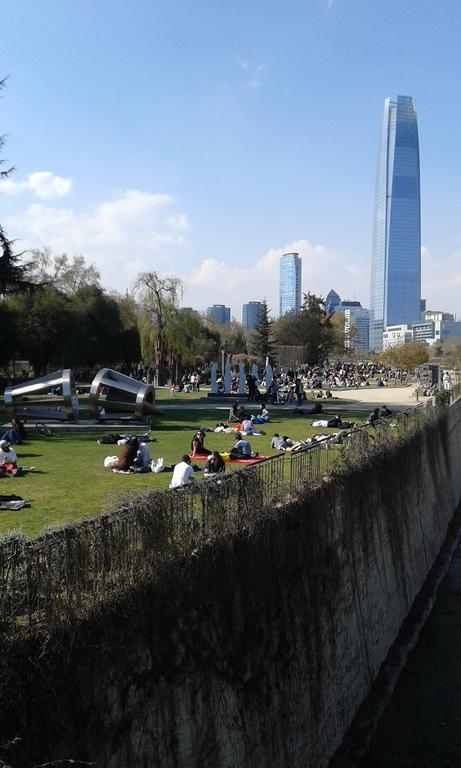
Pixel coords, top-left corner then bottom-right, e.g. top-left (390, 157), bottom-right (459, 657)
top-left (369, 95), bottom-right (421, 351)
top-left (279, 252), bottom-right (302, 316)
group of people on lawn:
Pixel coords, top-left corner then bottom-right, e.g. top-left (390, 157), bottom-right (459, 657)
top-left (103, 399), bottom-right (396, 489)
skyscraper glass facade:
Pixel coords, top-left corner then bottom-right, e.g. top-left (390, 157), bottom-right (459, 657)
top-left (206, 304), bottom-right (231, 325)
top-left (242, 301), bottom-right (264, 329)
top-left (279, 252), bottom-right (302, 316)
top-left (370, 95), bottom-right (421, 351)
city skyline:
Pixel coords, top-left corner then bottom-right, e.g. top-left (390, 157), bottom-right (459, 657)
top-left (1, 1), bottom-right (461, 321)
top-left (370, 95), bottom-right (421, 350)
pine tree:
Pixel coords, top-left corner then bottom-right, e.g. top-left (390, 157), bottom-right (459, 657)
top-left (0, 77), bottom-right (27, 296)
top-left (249, 301), bottom-right (274, 364)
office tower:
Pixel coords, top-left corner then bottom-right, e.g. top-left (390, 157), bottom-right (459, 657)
top-left (279, 252), bottom-right (302, 316)
top-left (340, 300), bottom-right (370, 350)
top-left (325, 289), bottom-right (341, 314)
top-left (369, 95), bottom-right (421, 351)
top-left (206, 304), bottom-right (231, 325)
top-left (242, 301), bottom-right (264, 329)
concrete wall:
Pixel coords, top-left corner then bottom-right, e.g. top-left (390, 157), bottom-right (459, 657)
top-left (3, 401), bottom-right (461, 768)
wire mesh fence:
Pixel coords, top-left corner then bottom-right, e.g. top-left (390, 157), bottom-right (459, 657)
top-left (0, 397), bottom-right (457, 636)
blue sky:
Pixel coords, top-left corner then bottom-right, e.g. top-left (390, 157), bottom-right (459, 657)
top-left (1, 0), bottom-right (461, 319)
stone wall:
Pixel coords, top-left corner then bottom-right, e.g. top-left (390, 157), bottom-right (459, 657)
top-left (3, 401), bottom-right (461, 768)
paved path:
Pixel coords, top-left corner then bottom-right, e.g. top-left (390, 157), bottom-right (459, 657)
top-left (361, 535), bottom-right (461, 767)
top-left (1, 386), bottom-right (427, 431)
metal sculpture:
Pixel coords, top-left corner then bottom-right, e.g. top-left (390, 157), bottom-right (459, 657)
top-left (88, 368), bottom-right (155, 421)
top-left (210, 362), bottom-right (218, 394)
top-left (4, 369), bottom-right (78, 421)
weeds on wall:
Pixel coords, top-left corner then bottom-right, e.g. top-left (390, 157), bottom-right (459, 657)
top-left (0, 400), bottom-right (455, 639)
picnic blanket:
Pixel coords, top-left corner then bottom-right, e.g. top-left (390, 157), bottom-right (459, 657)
top-left (190, 453), bottom-right (271, 464)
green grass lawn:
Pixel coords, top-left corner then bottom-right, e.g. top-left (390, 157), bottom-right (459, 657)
top-left (0, 403), bottom-right (369, 538)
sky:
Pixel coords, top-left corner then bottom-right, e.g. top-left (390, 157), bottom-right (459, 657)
top-left (1, 0), bottom-right (461, 321)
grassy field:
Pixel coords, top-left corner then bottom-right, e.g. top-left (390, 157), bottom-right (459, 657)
top-left (0, 399), bottom-right (369, 538)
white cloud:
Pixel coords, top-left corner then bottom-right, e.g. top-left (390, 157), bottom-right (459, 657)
top-left (6, 189), bottom-right (189, 292)
top-left (0, 171), bottom-right (72, 198)
top-left (422, 245), bottom-right (461, 314)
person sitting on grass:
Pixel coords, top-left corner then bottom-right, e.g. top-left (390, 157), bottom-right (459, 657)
top-left (228, 401), bottom-right (247, 423)
top-left (0, 439), bottom-right (18, 475)
top-left (380, 405), bottom-right (392, 418)
top-left (111, 436), bottom-right (139, 471)
top-left (367, 407), bottom-right (381, 427)
top-left (204, 451), bottom-right (226, 475)
top-left (190, 430), bottom-right (211, 457)
top-left (1, 418), bottom-right (27, 445)
top-left (229, 432), bottom-right (253, 459)
top-left (169, 454), bottom-right (195, 488)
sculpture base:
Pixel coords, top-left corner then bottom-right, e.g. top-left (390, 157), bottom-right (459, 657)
top-left (207, 392), bottom-right (249, 399)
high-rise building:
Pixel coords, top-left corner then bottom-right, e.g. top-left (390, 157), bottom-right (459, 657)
top-left (242, 301), bottom-right (264, 329)
top-left (340, 300), bottom-right (370, 350)
top-left (325, 289), bottom-right (341, 314)
top-left (369, 95), bottom-right (421, 351)
top-left (279, 252), bottom-right (302, 316)
top-left (206, 304), bottom-right (231, 325)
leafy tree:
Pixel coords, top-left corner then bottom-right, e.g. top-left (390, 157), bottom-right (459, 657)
top-left (273, 293), bottom-right (333, 366)
top-left (134, 271), bottom-right (183, 384)
top-left (215, 319), bottom-right (248, 355)
top-left (26, 248), bottom-right (101, 294)
top-left (193, 323), bottom-right (221, 366)
top-left (69, 285), bottom-right (125, 367)
top-left (379, 341), bottom-right (429, 370)
top-left (9, 287), bottom-right (74, 374)
top-left (248, 301), bottom-right (274, 364)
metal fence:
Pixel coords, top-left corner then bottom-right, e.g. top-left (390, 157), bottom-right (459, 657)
top-left (0, 398), bottom-right (455, 635)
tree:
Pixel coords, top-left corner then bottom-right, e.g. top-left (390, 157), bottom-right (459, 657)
top-left (9, 287), bottom-right (74, 374)
top-left (0, 225), bottom-right (28, 296)
top-left (248, 301), bottom-right (274, 364)
top-left (273, 293), bottom-right (334, 366)
top-left (379, 341), bottom-right (429, 370)
top-left (26, 248), bottom-right (101, 294)
top-left (0, 78), bottom-right (28, 297)
top-left (134, 271), bottom-right (183, 384)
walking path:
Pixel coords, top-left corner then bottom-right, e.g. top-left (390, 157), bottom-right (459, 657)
top-left (360, 535), bottom-right (461, 767)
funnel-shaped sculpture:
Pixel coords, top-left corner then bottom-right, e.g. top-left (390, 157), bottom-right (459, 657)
top-left (4, 369), bottom-right (78, 421)
top-left (88, 369), bottom-right (155, 421)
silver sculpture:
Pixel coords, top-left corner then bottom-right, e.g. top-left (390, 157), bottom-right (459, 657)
top-left (210, 362), bottom-right (218, 394)
top-left (224, 354), bottom-right (232, 394)
top-left (4, 369), bottom-right (78, 421)
top-left (88, 368), bottom-right (155, 421)
top-left (264, 359), bottom-right (273, 391)
top-left (238, 362), bottom-right (246, 395)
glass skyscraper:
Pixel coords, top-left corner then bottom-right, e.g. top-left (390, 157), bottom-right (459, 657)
top-left (369, 95), bottom-right (421, 351)
top-left (279, 252), bottom-right (302, 316)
